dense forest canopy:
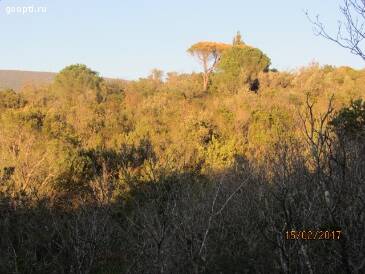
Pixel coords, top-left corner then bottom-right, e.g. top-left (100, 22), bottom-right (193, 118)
top-left (1, 26), bottom-right (365, 273)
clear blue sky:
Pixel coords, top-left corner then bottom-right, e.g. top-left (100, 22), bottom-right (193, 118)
top-left (0, 0), bottom-right (363, 79)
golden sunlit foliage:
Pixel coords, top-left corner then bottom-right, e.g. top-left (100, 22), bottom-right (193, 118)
top-left (1, 62), bottom-right (364, 200)
top-left (1, 34), bottom-right (365, 273)
top-left (188, 41), bottom-right (231, 91)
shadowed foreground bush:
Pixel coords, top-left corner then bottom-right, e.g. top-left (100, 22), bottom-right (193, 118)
top-left (1, 127), bottom-right (364, 273)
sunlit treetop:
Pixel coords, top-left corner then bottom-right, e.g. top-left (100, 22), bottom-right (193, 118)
top-left (233, 31), bottom-right (245, 46)
top-left (54, 64), bottom-right (104, 93)
top-left (187, 41), bottom-right (231, 56)
top-left (187, 42), bottom-right (231, 90)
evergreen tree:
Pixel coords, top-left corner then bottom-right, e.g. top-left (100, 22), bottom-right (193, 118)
top-left (233, 31), bottom-right (245, 46)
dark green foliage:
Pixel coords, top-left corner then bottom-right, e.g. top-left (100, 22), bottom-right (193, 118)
top-left (54, 64), bottom-right (103, 94)
top-left (44, 113), bottom-right (80, 145)
top-left (330, 99), bottom-right (365, 138)
top-left (1, 167), bottom-right (15, 182)
top-left (18, 109), bottom-right (45, 131)
top-left (216, 46), bottom-right (271, 92)
top-left (0, 89), bottom-right (27, 109)
top-left (120, 138), bottom-right (156, 168)
top-left (55, 150), bottom-right (96, 195)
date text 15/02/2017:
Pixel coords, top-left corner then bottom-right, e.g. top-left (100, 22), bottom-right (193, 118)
top-left (285, 230), bottom-right (342, 240)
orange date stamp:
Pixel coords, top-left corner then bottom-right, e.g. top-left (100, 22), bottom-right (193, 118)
top-left (285, 230), bottom-right (342, 240)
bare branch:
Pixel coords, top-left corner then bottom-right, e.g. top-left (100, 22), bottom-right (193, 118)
top-left (306, 0), bottom-right (365, 60)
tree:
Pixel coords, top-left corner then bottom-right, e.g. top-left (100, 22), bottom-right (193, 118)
top-left (307, 0), bottom-right (365, 61)
top-left (54, 64), bottom-right (104, 94)
top-left (149, 68), bottom-right (164, 83)
top-left (187, 42), bottom-right (230, 91)
top-left (217, 45), bottom-right (271, 92)
top-left (232, 31), bottom-right (245, 46)
top-left (330, 99), bottom-right (365, 139)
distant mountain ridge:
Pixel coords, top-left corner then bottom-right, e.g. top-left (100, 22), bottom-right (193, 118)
top-left (0, 70), bottom-right (56, 91)
top-left (0, 70), bottom-right (125, 91)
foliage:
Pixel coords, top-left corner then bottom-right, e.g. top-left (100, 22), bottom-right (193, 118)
top-left (188, 41), bottom-right (231, 91)
top-left (330, 98), bottom-right (365, 138)
top-left (0, 89), bottom-right (27, 109)
top-left (53, 64), bottom-right (104, 102)
top-left (232, 31), bottom-right (245, 46)
top-left (187, 41), bottom-right (231, 57)
top-left (55, 64), bottom-right (102, 90)
top-left (216, 45), bottom-right (271, 92)
top-left (200, 136), bottom-right (237, 172)
top-left (0, 61), bottom-right (365, 273)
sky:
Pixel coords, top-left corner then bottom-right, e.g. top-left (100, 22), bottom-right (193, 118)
top-left (0, 0), bottom-right (363, 79)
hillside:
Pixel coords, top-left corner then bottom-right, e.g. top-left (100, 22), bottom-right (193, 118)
top-left (1, 62), bottom-right (365, 273)
top-left (0, 70), bottom-right (126, 91)
top-left (0, 70), bottom-right (56, 90)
